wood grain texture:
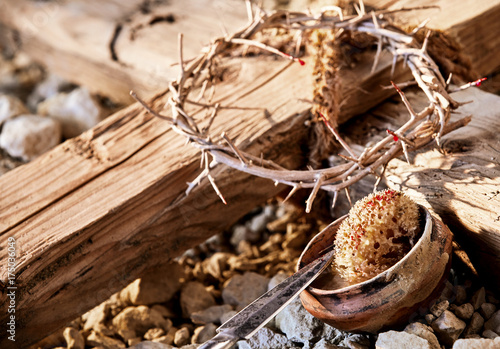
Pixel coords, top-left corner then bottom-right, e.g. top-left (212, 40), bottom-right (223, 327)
top-left (0, 0), bottom-right (249, 103)
top-left (0, 57), bottom-right (313, 348)
top-left (374, 87), bottom-right (500, 290)
top-left (365, 0), bottom-right (500, 77)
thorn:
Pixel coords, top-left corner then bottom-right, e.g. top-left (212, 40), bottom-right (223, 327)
top-left (283, 185), bottom-right (300, 203)
top-left (208, 174), bottom-right (227, 205)
top-left (305, 175), bottom-right (324, 213)
top-left (331, 191), bottom-right (339, 209)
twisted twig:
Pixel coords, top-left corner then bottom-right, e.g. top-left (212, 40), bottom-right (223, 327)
top-left (132, 1), bottom-right (474, 212)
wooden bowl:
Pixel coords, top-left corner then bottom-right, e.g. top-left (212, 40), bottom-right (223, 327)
top-left (297, 206), bottom-right (453, 333)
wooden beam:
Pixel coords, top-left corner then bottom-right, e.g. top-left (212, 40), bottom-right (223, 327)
top-left (0, 57), bottom-right (313, 348)
top-left (0, 0), bottom-right (249, 104)
top-left (365, 0), bottom-right (500, 77)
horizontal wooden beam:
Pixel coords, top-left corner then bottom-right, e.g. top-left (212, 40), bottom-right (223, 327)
top-left (0, 57), bottom-right (313, 348)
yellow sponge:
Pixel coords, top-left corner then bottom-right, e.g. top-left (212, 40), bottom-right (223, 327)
top-left (333, 189), bottom-right (421, 283)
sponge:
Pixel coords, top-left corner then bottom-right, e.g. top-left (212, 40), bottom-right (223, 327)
top-left (333, 189), bottom-right (421, 283)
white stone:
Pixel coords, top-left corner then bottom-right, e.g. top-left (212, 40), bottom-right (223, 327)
top-left (376, 331), bottom-right (431, 349)
top-left (230, 224), bottom-right (250, 246)
top-left (237, 327), bottom-right (294, 349)
top-left (275, 297), bottom-right (323, 346)
top-left (28, 74), bottom-right (73, 109)
top-left (452, 337), bottom-right (500, 349)
top-left (313, 338), bottom-right (344, 349)
top-left (0, 94), bottom-right (28, 124)
top-left (37, 87), bottom-right (103, 138)
top-left (222, 272), bottom-right (269, 310)
top-left (0, 114), bottom-right (61, 161)
top-left (404, 322), bottom-right (440, 349)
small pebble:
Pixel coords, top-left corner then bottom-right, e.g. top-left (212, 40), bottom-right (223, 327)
top-left (0, 94), bottom-right (28, 124)
top-left (454, 286), bottom-right (467, 305)
top-left (430, 300), bottom-right (449, 318)
top-left (464, 312), bottom-right (485, 336)
top-left (180, 281), bottom-right (216, 318)
top-left (86, 331), bottom-right (126, 348)
top-left (404, 322), bottom-right (440, 349)
top-left (376, 331), bottom-right (432, 349)
top-left (425, 313), bottom-right (436, 325)
top-left (63, 327), bottom-right (84, 349)
top-left (222, 272), bottom-right (269, 310)
top-left (37, 87), bottom-right (104, 138)
top-left (0, 114), bottom-right (61, 161)
top-left (190, 304), bottom-right (233, 325)
top-left (191, 323), bottom-right (217, 344)
top-left (480, 303), bottom-right (496, 320)
top-left (454, 303), bottom-right (474, 320)
top-left (431, 310), bottom-right (466, 347)
top-left (483, 329), bottom-right (499, 339)
top-left (484, 310), bottom-right (500, 334)
top-left (144, 328), bottom-right (166, 340)
top-left (174, 327), bottom-right (190, 347)
top-left (471, 287), bottom-right (486, 310)
top-left (452, 337), bottom-right (500, 349)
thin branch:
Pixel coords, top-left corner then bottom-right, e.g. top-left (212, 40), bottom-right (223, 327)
top-left (134, 4), bottom-right (469, 212)
top-left (319, 113), bottom-right (358, 160)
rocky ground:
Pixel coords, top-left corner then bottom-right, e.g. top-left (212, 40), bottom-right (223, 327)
top-left (1, 51), bottom-right (499, 349)
top-left (28, 199), bottom-right (500, 349)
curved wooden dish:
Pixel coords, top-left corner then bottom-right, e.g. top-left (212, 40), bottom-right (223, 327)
top-left (298, 206), bottom-right (453, 333)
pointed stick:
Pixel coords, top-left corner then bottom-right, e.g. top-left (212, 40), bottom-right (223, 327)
top-left (306, 174), bottom-right (324, 213)
top-left (319, 113), bottom-right (358, 160)
top-left (221, 132), bottom-right (248, 166)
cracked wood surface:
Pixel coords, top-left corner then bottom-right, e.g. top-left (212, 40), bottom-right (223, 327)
top-left (0, 57), bottom-right (313, 348)
top-left (3, 0), bottom-right (500, 106)
top-left (366, 0), bottom-right (500, 77)
top-left (0, 0), bottom-right (249, 104)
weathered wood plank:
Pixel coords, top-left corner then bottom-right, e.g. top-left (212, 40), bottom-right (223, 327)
top-left (365, 0), bottom-right (500, 77)
top-left (0, 57), bottom-right (313, 348)
top-left (0, 0), bottom-right (249, 104)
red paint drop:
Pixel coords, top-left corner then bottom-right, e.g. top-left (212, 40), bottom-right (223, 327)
top-left (298, 59), bottom-right (305, 66)
top-left (473, 77), bottom-right (487, 87)
top-left (387, 129), bottom-right (399, 142)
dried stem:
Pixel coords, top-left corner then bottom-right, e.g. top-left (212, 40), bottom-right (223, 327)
top-left (134, 3), bottom-right (468, 210)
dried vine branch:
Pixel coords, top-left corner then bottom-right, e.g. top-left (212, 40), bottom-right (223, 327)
top-left (132, 1), bottom-right (474, 212)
